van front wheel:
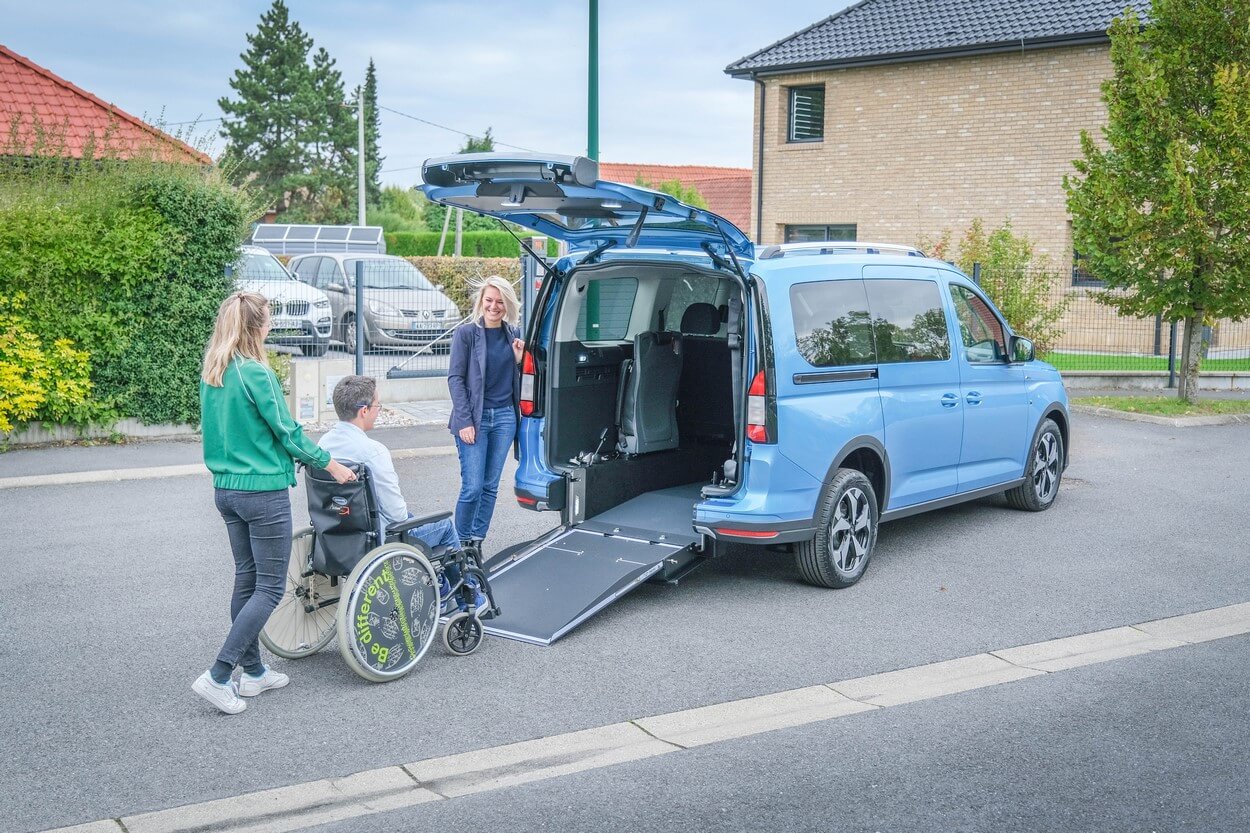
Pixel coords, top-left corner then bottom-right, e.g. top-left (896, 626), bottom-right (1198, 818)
top-left (796, 468), bottom-right (878, 589)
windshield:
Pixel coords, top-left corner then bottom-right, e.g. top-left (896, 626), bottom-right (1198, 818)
top-left (237, 253), bottom-right (292, 281)
top-left (345, 259), bottom-right (435, 290)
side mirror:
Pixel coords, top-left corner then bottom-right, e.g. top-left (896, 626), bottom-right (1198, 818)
top-left (327, 283), bottom-right (346, 293)
top-left (1010, 336), bottom-right (1035, 363)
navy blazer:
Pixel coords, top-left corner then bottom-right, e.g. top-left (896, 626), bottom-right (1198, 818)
top-left (447, 320), bottom-right (521, 435)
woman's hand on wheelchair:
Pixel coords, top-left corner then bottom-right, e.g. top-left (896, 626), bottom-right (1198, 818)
top-left (326, 459), bottom-right (357, 484)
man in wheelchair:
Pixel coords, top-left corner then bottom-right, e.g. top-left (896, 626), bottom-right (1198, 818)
top-left (318, 375), bottom-right (489, 613)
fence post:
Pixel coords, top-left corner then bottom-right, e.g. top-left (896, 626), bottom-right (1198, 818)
top-left (355, 259), bottom-right (365, 375)
top-left (1153, 314), bottom-right (1162, 355)
top-left (971, 262), bottom-right (981, 287)
top-left (1167, 321), bottom-right (1178, 388)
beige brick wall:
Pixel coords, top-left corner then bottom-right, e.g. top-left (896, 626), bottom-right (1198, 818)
top-left (750, 45), bottom-right (1112, 262)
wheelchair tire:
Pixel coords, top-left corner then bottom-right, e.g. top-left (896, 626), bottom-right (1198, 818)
top-left (261, 527), bottom-right (339, 659)
top-left (336, 542), bottom-right (440, 682)
top-left (441, 611), bottom-right (484, 656)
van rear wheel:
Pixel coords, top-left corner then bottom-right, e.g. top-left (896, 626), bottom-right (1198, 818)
top-left (796, 468), bottom-right (878, 589)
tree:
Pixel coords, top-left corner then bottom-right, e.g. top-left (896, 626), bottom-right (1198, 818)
top-left (293, 46), bottom-right (356, 223)
top-left (1065, 1), bottom-right (1250, 402)
top-left (362, 59), bottom-right (383, 208)
top-left (368, 185), bottom-right (424, 233)
top-left (634, 175), bottom-right (708, 209)
top-left (218, 0), bottom-right (312, 214)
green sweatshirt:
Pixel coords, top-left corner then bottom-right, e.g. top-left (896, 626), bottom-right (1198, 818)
top-left (200, 357), bottom-right (330, 491)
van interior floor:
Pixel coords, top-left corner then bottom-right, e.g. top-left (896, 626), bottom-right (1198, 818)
top-left (481, 482), bottom-right (706, 646)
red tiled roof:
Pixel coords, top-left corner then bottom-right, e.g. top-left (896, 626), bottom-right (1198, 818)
top-left (599, 161), bottom-right (753, 234)
top-left (0, 44), bottom-right (210, 164)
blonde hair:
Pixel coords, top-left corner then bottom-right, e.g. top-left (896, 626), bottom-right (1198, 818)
top-left (201, 291), bottom-right (270, 387)
top-left (469, 275), bottom-right (521, 326)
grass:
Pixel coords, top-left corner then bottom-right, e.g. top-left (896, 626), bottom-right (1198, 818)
top-left (1046, 352), bottom-right (1250, 372)
top-left (1072, 395), bottom-right (1250, 416)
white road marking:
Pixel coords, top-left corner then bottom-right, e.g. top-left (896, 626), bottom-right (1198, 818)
top-left (39, 599), bottom-right (1250, 833)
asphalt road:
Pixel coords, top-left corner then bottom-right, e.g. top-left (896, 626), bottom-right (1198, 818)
top-left (2, 414), bottom-right (1248, 831)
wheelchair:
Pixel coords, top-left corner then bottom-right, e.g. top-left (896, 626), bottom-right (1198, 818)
top-left (260, 462), bottom-right (498, 682)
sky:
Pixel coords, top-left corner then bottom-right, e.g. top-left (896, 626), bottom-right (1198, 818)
top-left (3, 0), bottom-right (855, 188)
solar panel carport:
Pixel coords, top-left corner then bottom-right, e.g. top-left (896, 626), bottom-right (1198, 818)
top-left (249, 224), bottom-right (385, 256)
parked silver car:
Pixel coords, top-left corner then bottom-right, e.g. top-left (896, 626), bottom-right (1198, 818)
top-left (288, 253), bottom-right (461, 351)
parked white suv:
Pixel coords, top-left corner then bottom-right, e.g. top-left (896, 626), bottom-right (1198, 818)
top-left (230, 245), bottom-right (334, 357)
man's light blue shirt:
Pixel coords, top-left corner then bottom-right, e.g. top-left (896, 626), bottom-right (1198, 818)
top-left (317, 421), bottom-right (407, 534)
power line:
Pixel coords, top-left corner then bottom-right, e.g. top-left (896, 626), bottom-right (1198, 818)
top-left (159, 117), bottom-right (224, 126)
top-left (377, 105), bottom-right (536, 152)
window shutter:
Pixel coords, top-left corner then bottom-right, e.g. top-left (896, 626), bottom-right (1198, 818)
top-left (789, 86), bottom-right (825, 142)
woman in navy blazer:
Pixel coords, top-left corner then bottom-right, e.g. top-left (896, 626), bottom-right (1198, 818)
top-left (447, 276), bottom-right (524, 554)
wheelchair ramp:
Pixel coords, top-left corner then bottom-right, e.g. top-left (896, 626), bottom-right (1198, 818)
top-left (483, 521), bottom-right (697, 646)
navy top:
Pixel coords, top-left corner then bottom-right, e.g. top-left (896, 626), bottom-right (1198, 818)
top-left (482, 325), bottom-right (514, 409)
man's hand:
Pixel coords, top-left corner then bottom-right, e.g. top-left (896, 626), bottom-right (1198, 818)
top-left (459, 426), bottom-right (476, 444)
top-left (326, 459), bottom-right (357, 484)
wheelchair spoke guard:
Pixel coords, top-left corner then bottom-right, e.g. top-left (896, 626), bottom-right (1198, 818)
top-left (336, 543), bottom-right (440, 682)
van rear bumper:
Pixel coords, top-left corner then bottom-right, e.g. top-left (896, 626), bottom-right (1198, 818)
top-left (695, 518), bottom-right (816, 545)
top-left (514, 482), bottom-right (565, 512)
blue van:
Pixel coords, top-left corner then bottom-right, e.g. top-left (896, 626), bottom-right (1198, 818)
top-left (422, 153), bottom-right (1069, 645)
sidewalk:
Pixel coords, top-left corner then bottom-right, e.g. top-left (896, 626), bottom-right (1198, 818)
top-left (0, 401), bottom-right (456, 480)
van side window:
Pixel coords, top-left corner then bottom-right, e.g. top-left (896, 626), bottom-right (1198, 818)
top-left (789, 279), bottom-right (875, 367)
top-left (667, 273), bottom-right (724, 335)
top-left (951, 284), bottom-right (1007, 363)
top-left (863, 279), bottom-right (951, 363)
top-left (576, 277), bottom-right (638, 341)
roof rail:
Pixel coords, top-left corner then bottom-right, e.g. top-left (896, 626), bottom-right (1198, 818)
top-left (757, 241), bottom-right (925, 260)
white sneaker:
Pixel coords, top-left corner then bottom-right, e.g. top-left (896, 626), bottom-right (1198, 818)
top-left (238, 666), bottom-right (290, 697)
top-left (192, 671), bottom-right (246, 714)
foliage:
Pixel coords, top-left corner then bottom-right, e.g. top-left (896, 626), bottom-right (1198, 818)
top-left (0, 153), bottom-right (253, 429)
top-left (368, 186), bottom-right (425, 233)
top-left (388, 231), bottom-right (559, 259)
top-left (634, 175), bottom-right (708, 209)
top-left (420, 128), bottom-right (507, 235)
top-left (406, 257), bottom-right (521, 317)
top-left (219, 0), bottom-right (356, 223)
top-left (919, 220), bottom-right (1068, 357)
top-left (1064, 1), bottom-right (1250, 401)
top-left (1073, 396), bottom-right (1250, 416)
top-left (0, 295), bottom-right (93, 432)
top-left (362, 59), bottom-right (383, 208)
top-left (266, 349), bottom-right (292, 394)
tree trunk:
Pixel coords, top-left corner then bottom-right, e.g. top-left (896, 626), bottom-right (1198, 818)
top-left (1177, 312), bottom-right (1204, 403)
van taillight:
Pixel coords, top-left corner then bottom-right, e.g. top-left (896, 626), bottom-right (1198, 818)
top-left (746, 370), bottom-right (772, 443)
top-left (520, 350), bottom-right (537, 417)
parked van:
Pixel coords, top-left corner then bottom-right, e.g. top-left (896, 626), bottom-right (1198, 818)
top-left (421, 153), bottom-right (1069, 645)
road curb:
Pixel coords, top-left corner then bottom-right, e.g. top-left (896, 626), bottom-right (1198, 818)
top-left (1070, 404), bottom-right (1250, 427)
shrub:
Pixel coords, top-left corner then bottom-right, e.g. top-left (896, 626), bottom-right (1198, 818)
top-left (0, 155), bottom-right (253, 428)
top-left (387, 231), bottom-right (559, 259)
top-left (407, 257), bottom-right (521, 317)
top-left (0, 295), bottom-right (93, 432)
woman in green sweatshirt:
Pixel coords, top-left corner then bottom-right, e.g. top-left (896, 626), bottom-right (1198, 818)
top-left (192, 291), bottom-right (355, 715)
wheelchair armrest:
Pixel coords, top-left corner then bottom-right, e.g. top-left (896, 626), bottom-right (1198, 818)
top-left (385, 510), bottom-right (453, 537)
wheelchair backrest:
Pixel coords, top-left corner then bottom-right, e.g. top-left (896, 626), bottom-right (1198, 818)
top-left (305, 463), bottom-right (380, 577)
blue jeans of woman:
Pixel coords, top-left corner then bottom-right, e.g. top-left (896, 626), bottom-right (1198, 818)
top-left (454, 405), bottom-right (516, 543)
top-left (213, 488), bottom-right (291, 671)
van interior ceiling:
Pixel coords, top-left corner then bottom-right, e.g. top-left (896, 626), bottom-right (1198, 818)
top-left (543, 261), bottom-right (743, 527)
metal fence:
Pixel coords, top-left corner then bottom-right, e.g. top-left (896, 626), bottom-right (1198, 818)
top-left (978, 267), bottom-right (1250, 378)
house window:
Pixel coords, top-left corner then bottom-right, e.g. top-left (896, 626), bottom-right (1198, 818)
top-left (788, 85), bottom-right (825, 142)
top-left (1071, 248), bottom-right (1104, 287)
top-left (785, 224), bottom-right (856, 243)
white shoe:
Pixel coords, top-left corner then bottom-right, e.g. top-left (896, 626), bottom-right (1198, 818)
top-left (192, 671), bottom-right (246, 714)
top-left (238, 666), bottom-right (290, 697)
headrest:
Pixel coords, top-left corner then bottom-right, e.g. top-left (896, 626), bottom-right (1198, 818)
top-left (680, 302), bottom-right (720, 335)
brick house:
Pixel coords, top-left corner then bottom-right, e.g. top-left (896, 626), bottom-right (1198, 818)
top-left (724, 0), bottom-right (1149, 267)
top-left (0, 43), bottom-right (209, 164)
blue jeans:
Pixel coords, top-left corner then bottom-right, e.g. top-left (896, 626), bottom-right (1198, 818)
top-left (455, 405), bottom-right (516, 542)
top-left (213, 488), bottom-right (291, 671)
top-left (405, 516), bottom-right (460, 552)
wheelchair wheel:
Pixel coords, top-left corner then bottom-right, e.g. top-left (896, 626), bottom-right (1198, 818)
top-left (336, 543), bottom-right (440, 682)
top-left (261, 527), bottom-right (339, 659)
top-left (441, 611), bottom-right (484, 656)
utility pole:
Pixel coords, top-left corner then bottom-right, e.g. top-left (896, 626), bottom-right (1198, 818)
top-left (588, 0), bottom-right (598, 161)
top-left (357, 87), bottom-right (366, 226)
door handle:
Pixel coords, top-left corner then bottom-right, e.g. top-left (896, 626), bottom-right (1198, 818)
top-left (965, 391), bottom-right (982, 406)
top-left (941, 393), bottom-right (959, 408)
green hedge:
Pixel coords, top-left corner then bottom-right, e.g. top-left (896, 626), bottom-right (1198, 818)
top-left (406, 257), bottom-right (521, 317)
top-left (0, 157), bottom-right (252, 428)
top-left (387, 230), bottom-right (559, 259)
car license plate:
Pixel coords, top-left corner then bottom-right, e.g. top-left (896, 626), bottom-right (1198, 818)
top-left (409, 321), bottom-right (438, 331)
top-left (273, 318), bottom-right (299, 328)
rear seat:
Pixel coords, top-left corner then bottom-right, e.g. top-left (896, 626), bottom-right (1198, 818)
top-left (616, 330), bottom-right (683, 455)
top-left (676, 303), bottom-right (734, 444)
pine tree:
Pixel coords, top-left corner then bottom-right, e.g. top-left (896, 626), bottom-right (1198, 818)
top-left (363, 59), bottom-right (383, 208)
top-left (218, 0), bottom-right (313, 214)
top-left (1065, 1), bottom-right (1250, 402)
top-left (296, 46), bottom-right (356, 223)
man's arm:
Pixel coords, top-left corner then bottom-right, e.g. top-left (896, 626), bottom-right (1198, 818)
top-left (365, 444), bottom-right (409, 527)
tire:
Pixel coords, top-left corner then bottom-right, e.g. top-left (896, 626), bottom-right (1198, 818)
top-left (442, 611), bottom-right (484, 656)
top-left (343, 315), bottom-right (369, 354)
top-left (336, 543), bottom-right (440, 682)
top-left (795, 468), bottom-right (879, 589)
top-left (303, 340), bottom-right (329, 358)
top-left (260, 527), bottom-right (339, 659)
top-left (1005, 418), bottom-right (1063, 511)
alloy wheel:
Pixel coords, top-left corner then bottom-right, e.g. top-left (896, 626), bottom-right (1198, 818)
top-left (1032, 432), bottom-right (1060, 502)
top-left (828, 486), bottom-right (872, 573)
